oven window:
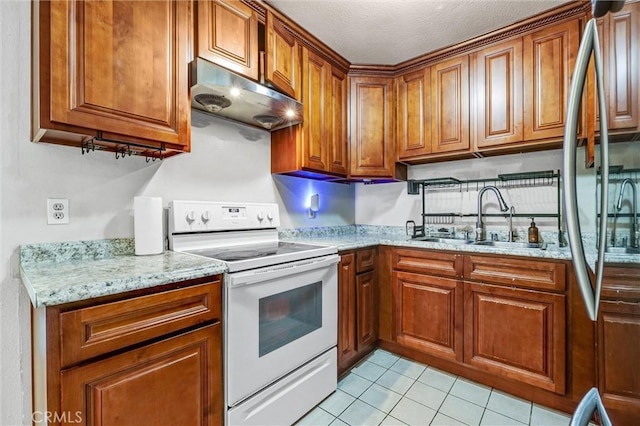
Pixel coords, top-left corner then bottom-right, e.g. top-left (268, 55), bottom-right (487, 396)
top-left (259, 281), bottom-right (322, 357)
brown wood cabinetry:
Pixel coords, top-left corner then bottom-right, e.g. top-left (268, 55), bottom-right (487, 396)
top-left (32, 277), bottom-right (223, 426)
top-left (330, 68), bottom-right (349, 175)
top-left (464, 282), bottom-right (566, 394)
top-left (474, 39), bottom-right (524, 148)
top-left (196, 0), bottom-right (258, 80)
top-left (61, 325), bottom-right (220, 426)
top-left (349, 76), bottom-right (400, 179)
top-left (523, 19), bottom-right (579, 141)
top-left (431, 56), bottom-right (471, 153)
top-left (32, 0), bottom-right (192, 157)
top-left (265, 10), bottom-right (301, 99)
top-left (338, 248), bottom-right (377, 375)
top-left (380, 246), bottom-right (582, 412)
top-left (599, 1), bottom-right (640, 133)
top-left (393, 271), bottom-right (463, 362)
top-left (271, 47), bottom-right (348, 178)
top-left (597, 264), bottom-right (640, 425)
top-left (396, 68), bottom-right (432, 159)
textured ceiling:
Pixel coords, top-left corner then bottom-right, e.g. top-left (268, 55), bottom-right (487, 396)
top-left (268, 0), bottom-right (571, 65)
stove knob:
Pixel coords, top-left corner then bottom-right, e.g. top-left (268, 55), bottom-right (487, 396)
top-left (201, 211), bottom-right (210, 224)
top-left (257, 211), bottom-right (264, 221)
top-left (186, 211), bottom-right (196, 224)
top-left (267, 212), bottom-right (274, 221)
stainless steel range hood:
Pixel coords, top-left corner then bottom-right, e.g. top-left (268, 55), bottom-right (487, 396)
top-left (190, 58), bottom-right (303, 131)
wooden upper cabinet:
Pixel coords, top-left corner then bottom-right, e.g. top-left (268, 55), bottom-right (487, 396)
top-left (397, 67), bottom-right (432, 159)
top-left (302, 48), bottom-right (330, 172)
top-left (265, 10), bottom-right (301, 99)
top-left (329, 68), bottom-right (349, 175)
top-left (271, 48), bottom-right (348, 178)
top-left (523, 19), bottom-right (579, 141)
top-left (33, 0), bottom-right (192, 153)
top-left (349, 76), bottom-right (396, 178)
top-left (431, 55), bottom-right (470, 153)
top-left (196, 0), bottom-right (258, 80)
top-left (475, 39), bottom-right (524, 148)
top-left (606, 2), bottom-right (639, 131)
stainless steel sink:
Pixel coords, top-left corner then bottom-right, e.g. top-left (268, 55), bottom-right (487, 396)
top-left (605, 246), bottom-right (640, 255)
top-left (414, 237), bottom-right (474, 245)
top-left (473, 241), bottom-right (547, 250)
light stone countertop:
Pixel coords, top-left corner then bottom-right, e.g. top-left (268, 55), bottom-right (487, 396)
top-left (20, 240), bottom-right (227, 308)
top-left (20, 230), bottom-right (639, 308)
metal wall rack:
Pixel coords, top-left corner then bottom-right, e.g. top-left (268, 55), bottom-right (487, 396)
top-left (407, 170), bottom-right (564, 244)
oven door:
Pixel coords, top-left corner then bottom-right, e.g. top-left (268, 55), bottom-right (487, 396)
top-left (225, 254), bottom-right (339, 407)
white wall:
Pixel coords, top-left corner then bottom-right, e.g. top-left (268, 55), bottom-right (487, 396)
top-left (356, 142), bottom-right (639, 237)
top-left (356, 150), bottom-right (566, 234)
top-left (0, 3), bottom-right (353, 424)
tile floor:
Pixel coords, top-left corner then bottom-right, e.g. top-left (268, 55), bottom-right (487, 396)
top-left (297, 349), bottom-right (574, 426)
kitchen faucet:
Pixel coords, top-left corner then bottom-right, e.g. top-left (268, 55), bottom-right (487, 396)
top-left (476, 186), bottom-right (509, 241)
top-left (508, 206), bottom-right (516, 242)
top-left (616, 178), bottom-right (638, 248)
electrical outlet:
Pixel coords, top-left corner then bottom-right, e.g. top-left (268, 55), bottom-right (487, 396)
top-left (47, 199), bottom-right (69, 225)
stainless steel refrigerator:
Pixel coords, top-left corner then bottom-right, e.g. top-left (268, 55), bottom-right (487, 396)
top-left (563, 1), bottom-right (639, 424)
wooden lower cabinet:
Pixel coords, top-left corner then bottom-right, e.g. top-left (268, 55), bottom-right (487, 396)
top-left (598, 264), bottom-right (640, 425)
top-left (61, 325), bottom-right (221, 426)
top-left (393, 271), bottom-right (463, 362)
top-left (32, 277), bottom-right (223, 426)
top-left (378, 246), bottom-right (597, 415)
top-left (598, 300), bottom-right (640, 424)
top-left (338, 249), bottom-right (377, 374)
top-left (464, 282), bottom-right (566, 394)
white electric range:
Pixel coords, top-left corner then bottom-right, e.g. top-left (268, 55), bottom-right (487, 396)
top-left (168, 201), bottom-right (338, 426)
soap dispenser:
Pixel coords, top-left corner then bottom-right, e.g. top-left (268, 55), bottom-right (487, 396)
top-left (528, 217), bottom-right (539, 243)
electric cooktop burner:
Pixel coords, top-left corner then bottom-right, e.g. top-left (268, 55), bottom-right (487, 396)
top-left (185, 241), bottom-right (326, 263)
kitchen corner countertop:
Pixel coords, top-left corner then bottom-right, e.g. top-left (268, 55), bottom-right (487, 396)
top-left (20, 239), bottom-right (227, 308)
top-left (282, 234), bottom-right (576, 260)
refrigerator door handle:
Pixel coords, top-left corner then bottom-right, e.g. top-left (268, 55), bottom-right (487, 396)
top-left (562, 18), bottom-right (609, 322)
top-left (569, 387), bottom-right (613, 426)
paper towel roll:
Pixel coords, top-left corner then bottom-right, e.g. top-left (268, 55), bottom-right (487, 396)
top-left (134, 196), bottom-right (164, 255)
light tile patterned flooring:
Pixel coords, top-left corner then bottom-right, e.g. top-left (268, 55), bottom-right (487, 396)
top-left (297, 349), bottom-right (574, 426)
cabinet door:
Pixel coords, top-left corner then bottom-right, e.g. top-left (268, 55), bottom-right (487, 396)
top-left (349, 76), bottom-right (396, 177)
top-left (356, 270), bottom-right (378, 350)
top-left (301, 48), bottom-right (330, 172)
top-left (329, 67), bottom-right (349, 175)
top-left (265, 11), bottom-right (301, 99)
top-left (431, 55), bottom-right (470, 153)
top-left (196, 0), bottom-right (258, 80)
top-left (606, 2), bottom-right (639, 131)
top-left (338, 253), bottom-right (357, 373)
top-left (464, 282), bottom-right (566, 394)
top-left (475, 39), bottom-right (524, 148)
top-left (44, 0), bottom-right (191, 148)
top-left (393, 271), bottom-right (463, 362)
top-left (523, 19), bottom-right (579, 141)
top-left (397, 68), bottom-right (432, 159)
top-left (598, 300), bottom-right (640, 424)
top-left (61, 324), bottom-right (222, 426)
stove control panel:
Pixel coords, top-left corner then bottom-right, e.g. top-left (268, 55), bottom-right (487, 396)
top-left (169, 201), bottom-right (280, 233)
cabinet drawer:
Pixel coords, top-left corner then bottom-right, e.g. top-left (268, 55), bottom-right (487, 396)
top-left (60, 280), bottom-right (221, 367)
top-left (463, 255), bottom-right (566, 292)
top-left (392, 248), bottom-right (463, 278)
top-left (356, 248), bottom-right (377, 273)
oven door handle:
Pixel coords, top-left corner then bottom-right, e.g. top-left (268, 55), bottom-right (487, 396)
top-left (226, 254), bottom-right (340, 288)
